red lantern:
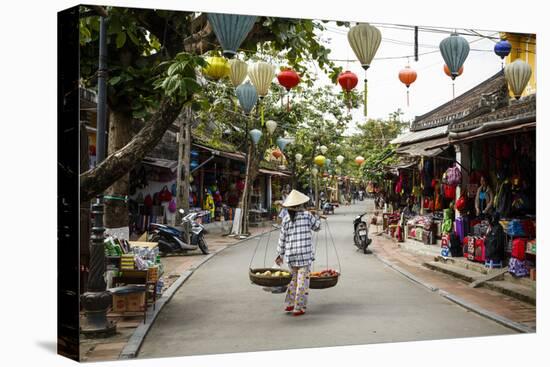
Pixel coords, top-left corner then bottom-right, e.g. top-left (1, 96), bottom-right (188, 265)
top-left (277, 68), bottom-right (300, 111)
top-left (272, 149), bottom-right (283, 159)
top-left (398, 66), bottom-right (417, 106)
top-left (444, 64), bottom-right (464, 99)
top-left (444, 64), bottom-right (463, 78)
top-left (337, 71), bottom-right (358, 110)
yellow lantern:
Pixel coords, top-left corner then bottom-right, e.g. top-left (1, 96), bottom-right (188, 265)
top-left (314, 155), bottom-right (326, 167)
top-left (248, 61), bottom-right (275, 125)
top-left (347, 23), bottom-right (382, 117)
top-left (203, 56), bottom-right (230, 80)
top-left (229, 59), bottom-right (248, 87)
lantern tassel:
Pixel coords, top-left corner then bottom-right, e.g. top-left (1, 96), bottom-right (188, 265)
top-left (364, 78), bottom-right (368, 117)
top-left (452, 82), bottom-right (455, 99)
top-left (407, 89), bottom-right (410, 107)
top-left (260, 101), bottom-right (264, 126)
top-left (287, 94), bottom-right (290, 112)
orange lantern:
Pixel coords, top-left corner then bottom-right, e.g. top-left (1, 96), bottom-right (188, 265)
top-left (355, 156), bottom-right (365, 165)
top-left (444, 64), bottom-right (463, 78)
top-left (272, 149), bottom-right (283, 159)
top-left (398, 65), bottom-right (417, 106)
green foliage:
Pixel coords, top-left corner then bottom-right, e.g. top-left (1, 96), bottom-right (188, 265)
top-left (153, 52), bottom-right (206, 100)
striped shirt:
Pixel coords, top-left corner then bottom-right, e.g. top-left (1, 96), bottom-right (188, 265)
top-left (277, 210), bottom-right (321, 267)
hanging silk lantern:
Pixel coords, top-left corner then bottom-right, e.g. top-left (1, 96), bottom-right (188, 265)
top-left (272, 149), bottom-right (283, 159)
top-left (504, 59), bottom-right (532, 99)
top-left (347, 23), bottom-right (382, 117)
top-left (338, 70), bottom-right (359, 110)
top-left (229, 59), bottom-right (248, 87)
top-left (319, 145), bottom-right (328, 154)
top-left (325, 158), bottom-right (332, 168)
top-left (336, 155), bottom-right (344, 164)
top-left (206, 13), bottom-right (257, 59)
top-left (249, 129), bottom-right (262, 145)
top-left (311, 167), bottom-right (319, 176)
top-left (277, 68), bottom-right (300, 111)
top-left (276, 137), bottom-right (290, 152)
top-left (236, 81), bottom-right (258, 115)
top-left (295, 153), bottom-right (303, 163)
top-left (248, 61), bottom-right (275, 125)
top-left (202, 56), bottom-right (230, 80)
top-left (494, 39), bottom-right (512, 60)
top-left (265, 120), bottom-right (277, 135)
top-left (355, 156), bottom-right (365, 165)
top-left (398, 65), bottom-right (417, 107)
top-left (314, 155), bottom-right (326, 167)
top-left (439, 33), bottom-right (470, 80)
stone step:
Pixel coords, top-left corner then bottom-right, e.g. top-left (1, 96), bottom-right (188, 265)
top-left (484, 281), bottom-right (536, 305)
top-left (423, 261), bottom-right (482, 283)
top-left (423, 261), bottom-right (536, 305)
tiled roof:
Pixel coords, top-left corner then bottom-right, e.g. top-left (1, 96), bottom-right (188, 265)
top-left (390, 125), bottom-right (448, 145)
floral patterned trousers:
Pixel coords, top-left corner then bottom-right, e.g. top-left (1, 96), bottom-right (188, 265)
top-left (285, 266), bottom-right (310, 311)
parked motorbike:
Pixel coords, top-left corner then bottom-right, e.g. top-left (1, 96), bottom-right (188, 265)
top-left (148, 209), bottom-right (209, 255)
top-left (353, 213), bottom-right (372, 254)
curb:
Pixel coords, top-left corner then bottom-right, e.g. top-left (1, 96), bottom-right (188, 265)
top-left (371, 249), bottom-right (535, 334)
top-left (119, 228), bottom-right (275, 359)
top-left (372, 251), bottom-right (439, 292)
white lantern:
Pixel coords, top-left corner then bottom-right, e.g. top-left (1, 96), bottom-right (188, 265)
top-left (311, 167), bottom-right (319, 176)
top-left (266, 120), bottom-right (277, 134)
top-left (295, 153), bottom-right (303, 162)
top-left (319, 145), bottom-right (328, 154)
top-left (336, 155), bottom-right (344, 164)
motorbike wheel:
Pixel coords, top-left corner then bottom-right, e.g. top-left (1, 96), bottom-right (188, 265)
top-left (363, 239), bottom-right (372, 254)
top-left (198, 236), bottom-right (209, 254)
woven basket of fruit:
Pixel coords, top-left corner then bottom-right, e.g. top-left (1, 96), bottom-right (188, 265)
top-left (249, 268), bottom-right (292, 287)
top-left (309, 269), bottom-right (339, 289)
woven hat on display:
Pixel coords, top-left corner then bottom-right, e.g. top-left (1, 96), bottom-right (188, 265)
top-left (282, 189), bottom-right (310, 208)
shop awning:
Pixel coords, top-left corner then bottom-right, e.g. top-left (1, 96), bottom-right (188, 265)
top-left (448, 120), bottom-right (535, 145)
top-left (142, 157), bottom-right (178, 172)
top-left (390, 125), bottom-right (448, 145)
top-left (396, 136), bottom-right (449, 157)
top-left (193, 143), bottom-right (246, 162)
top-left (259, 168), bottom-right (290, 177)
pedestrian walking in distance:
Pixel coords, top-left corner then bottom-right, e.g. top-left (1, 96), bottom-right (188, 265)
top-left (275, 189), bottom-right (323, 316)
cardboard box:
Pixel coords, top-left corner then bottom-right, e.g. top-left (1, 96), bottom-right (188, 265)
top-left (111, 291), bottom-right (146, 312)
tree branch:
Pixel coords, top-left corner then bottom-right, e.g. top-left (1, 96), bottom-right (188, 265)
top-left (80, 98), bottom-right (185, 201)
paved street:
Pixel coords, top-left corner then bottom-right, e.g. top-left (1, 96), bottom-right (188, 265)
top-left (138, 202), bottom-right (515, 359)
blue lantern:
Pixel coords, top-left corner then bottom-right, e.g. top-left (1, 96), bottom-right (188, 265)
top-left (206, 13), bottom-right (257, 59)
top-left (191, 150), bottom-right (200, 159)
top-left (325, 158), bottom-right (332, 168)
top-left (236, 81), bottom-right (258, 115)
top-left (276, 137), bottom-right (290, 151)
top-left (439, 33), bottom-right (470, 80)
top-left (494, 39), bottom-right (512, 59)
top-left (249, 129), bottom-right (262, 145)
top-left (190, 160), bottom-right (200, 170)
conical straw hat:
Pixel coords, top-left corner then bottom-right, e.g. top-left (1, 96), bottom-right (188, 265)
top-left (282, 189), bottom-right (310, 208)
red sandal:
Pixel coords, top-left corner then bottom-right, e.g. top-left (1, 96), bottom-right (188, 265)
top-left (284, 306), bottom-right (294, 312)
top-left (292, 309), bottom-right (305, 316)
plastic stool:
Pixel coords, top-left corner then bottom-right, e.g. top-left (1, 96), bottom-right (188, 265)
top-left (484, 260), bottom-right (503, 269)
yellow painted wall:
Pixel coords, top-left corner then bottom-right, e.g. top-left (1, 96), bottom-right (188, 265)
top-left (503, 33), bottom-right (536, 97)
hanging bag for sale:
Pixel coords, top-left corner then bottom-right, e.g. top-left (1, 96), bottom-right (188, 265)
top-left (158, 185), bottom-right (172, 202)
top-left (445, 164), bottom-right (462, 186)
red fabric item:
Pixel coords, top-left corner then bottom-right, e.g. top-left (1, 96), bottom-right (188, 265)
top-left (511, 238), bottom-right (527, 260)
top-left (474, 238), bottom-right (486, 262)
top-left (456, 195), bottom-right (467, 211)
top-left (443, 184), bottom-right (456, 200)
top-left (144, 194), bottom-right (153, 208)
top-left (158, 186), bottom-right (172, 202)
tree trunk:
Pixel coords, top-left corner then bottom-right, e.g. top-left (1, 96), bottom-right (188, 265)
top-left (242, 146), bottom-right (261, 235)
top-left (104, 109), bottom-right (132, 229)
top-left (182, 110), bottom-right (192, 213)
top-left (238, 144), bottom-right (252, 235)
top-left (80, 98), bottom-right (184, 202)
